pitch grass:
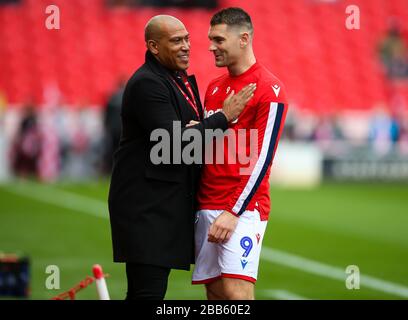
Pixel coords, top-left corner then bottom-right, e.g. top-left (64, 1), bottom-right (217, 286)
top-left (0, 180), bottom-right (407, 300)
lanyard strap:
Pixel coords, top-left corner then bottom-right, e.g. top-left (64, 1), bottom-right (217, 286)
top-left (171, 78), bottom-right (200, 119)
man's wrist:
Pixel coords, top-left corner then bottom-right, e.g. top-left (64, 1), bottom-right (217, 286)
top-left (224, 209), bottom-right (239, 217)
top-left (220, 109), bottom-right (232, 122)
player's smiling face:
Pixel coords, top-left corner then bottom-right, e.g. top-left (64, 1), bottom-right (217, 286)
top-left (208, 24), bottom-right (242, 68)
top-left (155, 24), bottom-right (191, 71)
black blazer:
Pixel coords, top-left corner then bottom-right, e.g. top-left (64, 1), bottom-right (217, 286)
top-left (108, 51), bottom-right (228, 270)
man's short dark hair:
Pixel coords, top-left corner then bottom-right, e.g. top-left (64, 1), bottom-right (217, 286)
top-left (210, 7), bottom-right (253, 34)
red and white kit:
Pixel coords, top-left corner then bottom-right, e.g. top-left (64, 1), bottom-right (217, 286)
top-left (193, 62), bottom-right (288, 284)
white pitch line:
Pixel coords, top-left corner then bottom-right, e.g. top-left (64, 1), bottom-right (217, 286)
top-left (3, 180), bottom-right (408, 298)
top-left (261, 247), bottom-right (408, 299)
top-left (258, 289), bottom-right (308, 300)
top-left (2, 180), bottom-right (108, 219)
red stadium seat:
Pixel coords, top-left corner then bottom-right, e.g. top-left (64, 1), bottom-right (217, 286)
top-left (1, 0), bottom-right (408, 112)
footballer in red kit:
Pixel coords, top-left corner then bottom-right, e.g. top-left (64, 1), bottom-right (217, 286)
top-left (197, 62), bottom-right (287, 220)
top-left (192, 8), bottom-right (288, 300)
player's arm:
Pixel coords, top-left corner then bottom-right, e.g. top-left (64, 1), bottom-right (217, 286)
top-left (132, 76), bottom-right (228, 137)
top-left (133, 76), bottom-right (255, 133)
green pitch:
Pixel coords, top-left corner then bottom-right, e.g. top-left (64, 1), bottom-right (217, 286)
top-left (0, 180), bottom-right (407, 300)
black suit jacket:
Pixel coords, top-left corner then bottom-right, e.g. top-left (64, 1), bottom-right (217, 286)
top-left (108, 51), bottom-right (228, 270)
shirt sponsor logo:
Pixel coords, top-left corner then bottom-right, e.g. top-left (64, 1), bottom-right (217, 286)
top-left (204, 108), bottom-right (223, 119)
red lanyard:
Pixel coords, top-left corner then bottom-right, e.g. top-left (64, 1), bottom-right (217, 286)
top-left (172, 78), bottom-right (200, 119)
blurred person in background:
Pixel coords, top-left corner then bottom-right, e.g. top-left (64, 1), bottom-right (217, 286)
top-left (10, 106), bottom-right (42, 178)
top-left (397, 111), bottom-right (408, 154)
top-left (63, 109), bottom-right (92, 179)
top-left (379, 21), bottom-right (408, 79)
top-left (312, 115), bottom-right (344, 142)
top-left (369, 107), bottom-right (400, 155)
top-left (108, 14), bottom-right (254, 300)
top-left (103, 78), bottom-right (125, 174)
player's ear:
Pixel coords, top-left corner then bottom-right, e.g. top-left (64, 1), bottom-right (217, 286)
top-left (239, 32), bottom-right (250, 48)
top-left (147, 40), bottom-right (159, 55)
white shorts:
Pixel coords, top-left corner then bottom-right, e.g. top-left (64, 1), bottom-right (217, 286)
top-left (192, 209), bottom-right (267, 284)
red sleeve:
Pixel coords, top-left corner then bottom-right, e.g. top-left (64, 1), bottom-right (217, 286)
top-left (225, 82), bottom-right (288, 216)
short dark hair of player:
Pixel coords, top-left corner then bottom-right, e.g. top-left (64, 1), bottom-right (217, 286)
top-left (210, 7), bottom-right (253, 35)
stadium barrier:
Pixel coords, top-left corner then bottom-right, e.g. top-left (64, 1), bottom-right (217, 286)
top-left (51, 264), bottom-right (110, 300)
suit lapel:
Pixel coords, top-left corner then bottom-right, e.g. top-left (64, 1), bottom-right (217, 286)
top-left (167, 77), bottom-right (191, 120)
top-left (144, 51), bottom-right (202, 121)
top-left (168, 75), bottom-right (202, 122)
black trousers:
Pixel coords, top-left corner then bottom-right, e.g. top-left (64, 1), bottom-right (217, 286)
top-left (125, 263), bottom-right (171, 300)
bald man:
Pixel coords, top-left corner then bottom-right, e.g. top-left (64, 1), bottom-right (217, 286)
top-left (108, 15), bottom-right (255, 300)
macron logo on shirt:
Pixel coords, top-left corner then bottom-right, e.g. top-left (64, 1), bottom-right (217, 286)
top-left (272, 84), bottom-right (280, 97)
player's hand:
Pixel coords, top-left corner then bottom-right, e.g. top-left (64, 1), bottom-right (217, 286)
top-left (222, 83), bottom-right (256, 122)
top-left (186, 120), bottom-right (200, 127)
top-left (208, 211), bottom-right (238, 243)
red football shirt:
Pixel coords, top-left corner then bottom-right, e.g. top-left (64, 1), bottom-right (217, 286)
top-left (197, 62), bottom-right (288, 221)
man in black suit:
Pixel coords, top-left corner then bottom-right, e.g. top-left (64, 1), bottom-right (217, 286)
top-left (108, 15), bottom-right (256, 300)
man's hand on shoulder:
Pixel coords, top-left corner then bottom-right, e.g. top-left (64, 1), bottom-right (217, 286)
top-left (222, 83), bottom-right (256, 122)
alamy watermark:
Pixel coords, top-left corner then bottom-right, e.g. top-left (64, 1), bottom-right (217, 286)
top-left (45, 265), bottom-right (60, 290)
top-left (345, 265), bottom-right (360, 290)
top-left (45, 5), bottom-right (60, 30)
top-left (345, 5), bottom-right (360, 30)
top-left (150, 121), bottom-right (259, 176)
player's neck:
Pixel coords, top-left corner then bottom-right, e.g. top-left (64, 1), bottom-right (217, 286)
top-left (227, 52), bottom-right (256, 77)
